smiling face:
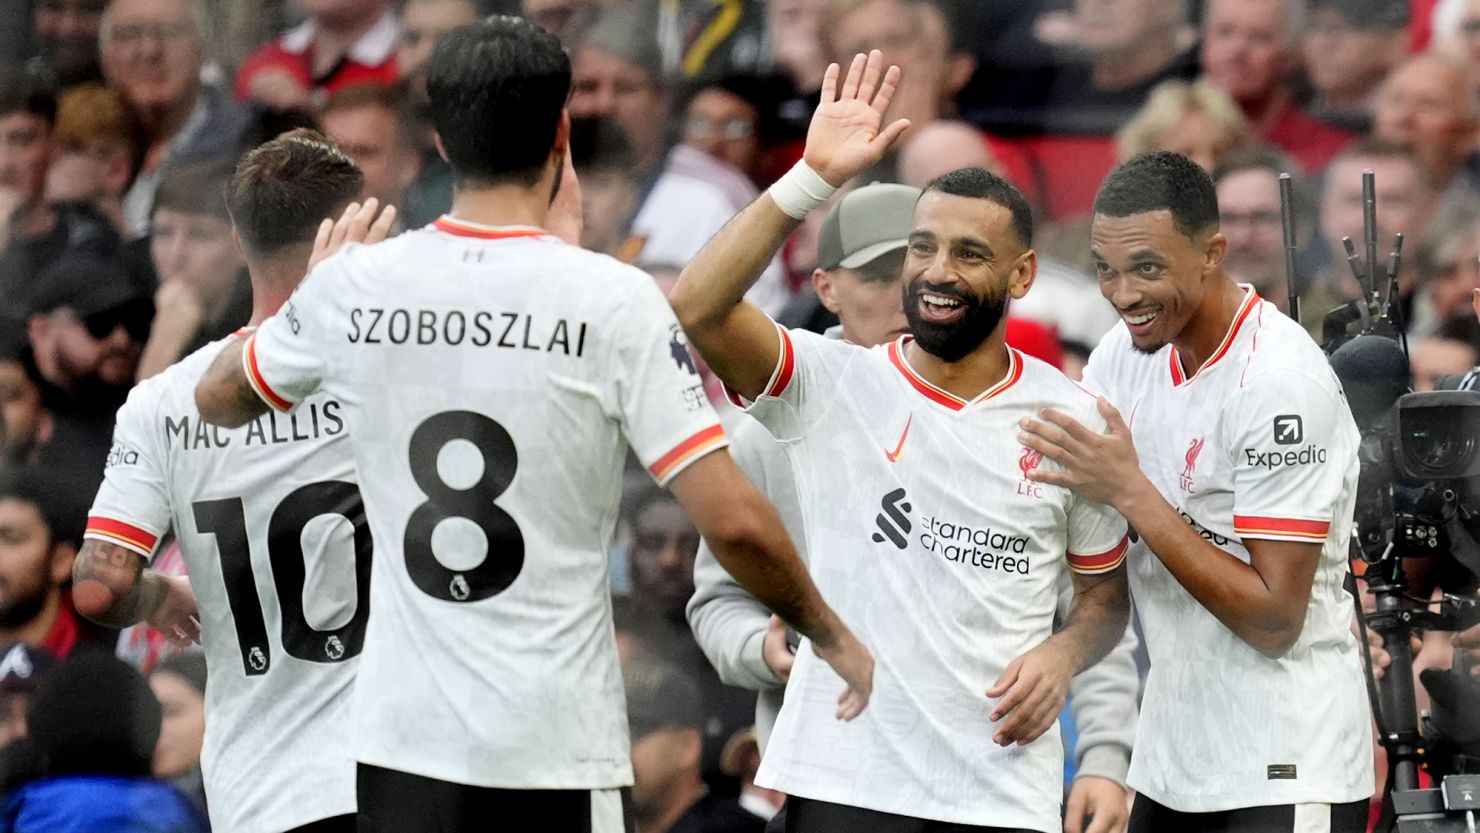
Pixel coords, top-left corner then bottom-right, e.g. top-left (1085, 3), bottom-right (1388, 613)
top-left (902, 190), bottom-right (1034, 362)
top-left (1091, 209), bottom-right (1226, 354)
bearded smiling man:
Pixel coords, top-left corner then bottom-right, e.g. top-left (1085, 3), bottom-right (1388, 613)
top-left (672, 51), bottom-right (1131, 833)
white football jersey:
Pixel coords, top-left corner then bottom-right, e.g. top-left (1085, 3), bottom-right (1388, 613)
top-left (87, 340), bottom-right (364, 833)
top-left (1081, 288), bottom-right (1374, 812)
top-left (746, 327), bottom-right (1128, 833)
top-left (243, 217), bottom-right (727, 789)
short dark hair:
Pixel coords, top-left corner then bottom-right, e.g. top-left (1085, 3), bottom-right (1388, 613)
top-left (1095, 151), bottom-right (1220, 239)
top-left (227, 128), bottom-right (364, 255)
top-left (426, 16), bottom-right (571, 187)
top-left (1211, 144), bottom-right (1299, 186)
top-left (924, 167), bottom-right (1034, 249)
top-left (0, 467), bottom-right (84, 548)
top-left (0, 68), bottom-right (56, 126)
top-left (321, 83), bottom-right (422, 152)
top-left (153, 161), bottom-right (233, 222)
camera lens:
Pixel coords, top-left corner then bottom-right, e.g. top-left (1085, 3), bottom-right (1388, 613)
top-left (1404, 411), bottom-right (1476, 477)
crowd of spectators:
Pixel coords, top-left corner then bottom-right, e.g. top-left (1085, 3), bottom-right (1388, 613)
top-left (0, 0), bottom-right (1478, 829)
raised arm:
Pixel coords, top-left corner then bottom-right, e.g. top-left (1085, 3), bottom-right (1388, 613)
top-left (669, 450), bottom-right (873, 719)
top-left (669, 50), bottom-right (909, 400)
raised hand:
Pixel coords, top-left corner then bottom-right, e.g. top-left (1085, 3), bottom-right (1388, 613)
top-left (307, 197), bottom-right (398, 274)
top-left (803, 50), bottom-right (911, 188)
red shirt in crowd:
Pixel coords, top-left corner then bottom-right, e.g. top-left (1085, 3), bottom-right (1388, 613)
top-left (1261, 100), bottom-right (1355, 175)
top-left (235, 12), bottom-right (400, 104)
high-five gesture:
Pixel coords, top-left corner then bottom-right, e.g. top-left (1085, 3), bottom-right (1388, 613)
top-left (804, 50), bottom-right (911, 188)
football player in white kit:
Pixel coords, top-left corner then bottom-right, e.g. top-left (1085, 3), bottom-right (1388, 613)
top-left (1020, 151), bottom-right (1374, 833)
top-left (191, 17), bottom-right (873, 833)
top-left (670, 51), bottom-right (1132, 833)
top-left (72, 130), bottom-right (393, 833)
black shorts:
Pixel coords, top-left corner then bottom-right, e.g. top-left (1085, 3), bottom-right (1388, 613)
top-left (356, 763), bottom-right (634, 833)
top-left (284, 815), bottom-right (355, 833)
top-left (782, 796), bottom-right (1036, 833)
top-left (1127, 794), bottom-right (1369, 833)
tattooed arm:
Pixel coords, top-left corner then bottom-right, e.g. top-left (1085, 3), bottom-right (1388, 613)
top-left (72, 541), bottom-right (199, 644)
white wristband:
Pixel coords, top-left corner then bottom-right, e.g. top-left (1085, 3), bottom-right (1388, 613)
top-left (767, 161), bottom-right (838, 220)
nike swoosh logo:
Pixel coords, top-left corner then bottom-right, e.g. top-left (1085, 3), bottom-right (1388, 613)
top-left (885, 415), bottom-right (912, 463)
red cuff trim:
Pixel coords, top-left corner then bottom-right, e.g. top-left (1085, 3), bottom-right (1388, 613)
top-left (84, 517), bottom-right (158, 556)
top-left (1232, 515), bottom-right (1330, 540)
top-left (650, 424), bottom-right (728, 483)
top-left (767, 326), bottom-right (796, 398)
top-left (1068, 535), bottom-right (1129, 574)
top-left (243, 334), bottom-right (294, 412)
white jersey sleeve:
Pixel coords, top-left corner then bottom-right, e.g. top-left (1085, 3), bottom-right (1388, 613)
top-left (1066, 494), bottom-right (1129, 575)
top-left (1227, 367), bottom-right (1349, 543)
top-left (85, 383), bottom-right (170, 559)
top-left (610, 277), bottom-right (729, 485)
top-left (242, 258), bottom-right (346, 411)
top-left (735, 324), bottom-right (857, 441)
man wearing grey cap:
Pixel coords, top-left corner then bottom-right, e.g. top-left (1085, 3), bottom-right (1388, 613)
top-left (625, 657), bottom-right (764, 833)
top-left (688, 180), bottom-right (1140, 833)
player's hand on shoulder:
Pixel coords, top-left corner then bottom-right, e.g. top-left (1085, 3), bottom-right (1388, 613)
top-left (809, 622), bottom-right (873, 720)
top-left (1020, 397), bottom-right (1144, 509)
top-left (803, 50), bottom-right (912, 188)
top-left (1064, 775), bottom-right (1129, 833)
top-left (986, 639), bottom-right (1075, 747)
top-left (307, 197), bottom-right (398, 274)
top-left (147, 575), bottom-right (201, 649)
top-left (762, 615), bottom-right (795, 684)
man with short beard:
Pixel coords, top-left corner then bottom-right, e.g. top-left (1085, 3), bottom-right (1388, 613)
top-left (0, 468), bottom-right (90, 659)
top-left (671, 51), bottom-right (1131, 833)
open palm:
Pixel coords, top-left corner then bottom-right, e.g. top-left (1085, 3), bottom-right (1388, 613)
top-left (804, 50), bottom-right (911, 188)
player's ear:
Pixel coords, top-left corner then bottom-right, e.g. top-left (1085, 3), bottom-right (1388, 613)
top-left (813, 268), bottom-right (842, 314)
top-left (1204, 230), bottom-right (1228, 274)
top-left (432, 133), bottom-right (450, 163)
top-left (1008, 249), bottom-right (1037, 299)
top-left (231, 227), bottom-right (245, 260)
top-left (551, 110), bottom-right (570, 165)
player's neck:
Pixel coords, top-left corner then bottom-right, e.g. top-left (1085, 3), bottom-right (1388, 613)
top-left (448, 182), bottom-right (553, 231)
top-left (1172, 275), bottom-right (1249, 374)
top-left (904, 331), bottom-right (1013, 402)
top-left (246, 250), bottom-right (312, 326)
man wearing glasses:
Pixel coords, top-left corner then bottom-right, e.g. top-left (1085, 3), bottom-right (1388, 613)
top-left (1211, 147), bottom-right (1303, 316)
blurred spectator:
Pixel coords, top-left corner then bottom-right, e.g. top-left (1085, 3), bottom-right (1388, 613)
top-left (653, 0), bottom-right (770, 84)
top-left (1373, 53), bottom-right (1480, 201)
top-left (521, 0), bottom-right (600, 41)
top-left (681, 78), bottom-right (765, 185)
top-left (148, 652), bottom-right (206, 820)
top-left (1302, 0), bottom-right (1410, 133)
top-left (1033, 0), bottom-right (1198, 133)
top-left (718, 727), bottom-right (782, 822)
top-left (823, 0), bottom-right (976, 138)
top-left (1, 651), bottom-right (207, 833)
top-left (1199, 0), bottom-right (1354, 173)
top-left (137, 161), bottom-right (249, 380)
top-left (896, 120), bottom-right (1001, 188)
top-left (101, 0), bottom-right (252, 235)
top-left (235, 0), bottom-right (400, 112)
top-left (1445, 0), bottom-right (1480, 83)
top-left (0, 332), bottom-right (51, 470)
top-left (44, 83), bottom-right (148, 239)
top-left (320, 85), bottom-right (422, 215)
top-left (0, 644), bottom-right (57, 748)
top-left (762, 0), bottom-right (827, 93)
top-left (0, 468), bottom-right (86, 659)
top-left (1116, 79), bottom-right (1254, 173)
top-left (1412, 327), bottom-right (1480, 390)
top-left (397, 0), bottom-right (477, 101)
top-left (624, 657), bottom-right (762, 833)
top-left (27, 0), bottom-right (107, 87)
top-left (1213, 146), bottom-right (1307, 312)
top-left (570, 8), bottom-right (792, 313)
top-left (24, 254), bottom-right (150, 510)
top-left (570, 117), bottom-right (641, 257)
top-left (623, 488), bottom-right (755, 783)
top-left (1306, 140), bottom-right (1438, 333)
top-left (0, 70), bottom-right (122, 315)
top-left (1413, 194), bottom-right (1480, 337)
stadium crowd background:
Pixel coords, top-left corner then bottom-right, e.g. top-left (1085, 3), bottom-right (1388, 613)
top-left (0, 0), bottom-right (1474, 829)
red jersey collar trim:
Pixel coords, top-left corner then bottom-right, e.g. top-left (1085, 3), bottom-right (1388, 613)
top-left (888, 337), bottom-right (1023, 411)
top-left (1169, 286), bottom-right (1259, 387)
top-left (433, 216), bottom-right (549, 240)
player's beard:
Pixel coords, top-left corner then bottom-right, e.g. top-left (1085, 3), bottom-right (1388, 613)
top-left (902, 278), bottom-right (1008, 363)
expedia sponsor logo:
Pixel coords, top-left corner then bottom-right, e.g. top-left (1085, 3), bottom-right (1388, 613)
top-left (105, 442), bottom-right (139, 468)
top-left (1179, 509), bottom-right (1230, 547)
top-left (1244, 444), bottom-right (1326, 470)
top-left (920, 515), bottom-right (1031, 575)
